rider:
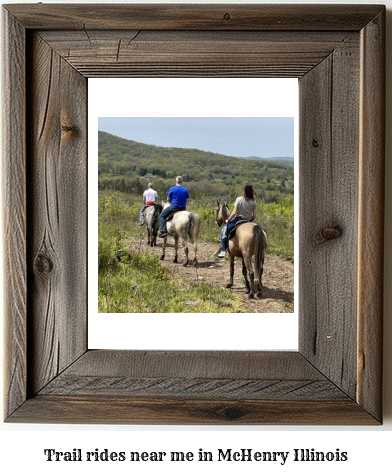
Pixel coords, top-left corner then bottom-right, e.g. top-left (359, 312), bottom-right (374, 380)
top-left (139, 182), bottom-right (158, 225)
top-left (158, 176), bottom-right (190, 238)
top-left (217, 184), bottom-right (257, 258)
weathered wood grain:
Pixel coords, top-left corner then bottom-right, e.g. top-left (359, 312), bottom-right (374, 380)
top-left (4, 4), bottom-right (384, 31)
top-left (9, 396), bottom-right (378, 425)
top-left (299, 41), bottom-right (360, 399)
top-left (61, 351), bottom-right (325, 379)
top-left (2, 9), bottom-right (27, 420)
top-left (39, 377), bottom-right (347, 400)
top-left (38, 351), bottom-right (346, 400)
top-left (15, 351), bottom-right (375, 424)
top-left (38, 30), bottom-right (359, 78)
top-left (27, 33), bottom-right (87, 395)
top-left (357, 9), bottom-right (385, 422)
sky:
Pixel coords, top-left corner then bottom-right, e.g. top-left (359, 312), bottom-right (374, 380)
top-left (98, 117), bottom-right (294, 159)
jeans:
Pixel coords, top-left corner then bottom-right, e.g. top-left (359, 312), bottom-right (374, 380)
top-left (159, 205), bottom-right (185, 232)
top-left (220, 216), bottom-right (243, 251)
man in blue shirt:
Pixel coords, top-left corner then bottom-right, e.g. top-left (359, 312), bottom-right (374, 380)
top-left (159, 176), bottom-right (190, 237)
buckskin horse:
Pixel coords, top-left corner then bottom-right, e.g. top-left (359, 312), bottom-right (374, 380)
top-left (160, 202), bottom-right (201, 266)
top-left (216, 201), bottom-right (267, 298)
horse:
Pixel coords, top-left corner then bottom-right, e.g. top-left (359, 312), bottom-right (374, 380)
top-left (216, 201), bottom-right (267, 299)
top-left (144, 204), bottom-right (163, 247)
top-left (160, 202), bottom-right (201, 266)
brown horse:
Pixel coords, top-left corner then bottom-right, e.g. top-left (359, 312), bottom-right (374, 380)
top-left (216, 201), bottom-right (267, 298)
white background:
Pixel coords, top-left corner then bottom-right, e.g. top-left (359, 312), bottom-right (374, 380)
top-left (89, 78), bottom-right (299, 351)
top-left (1, 0), bottom-right (391, 473)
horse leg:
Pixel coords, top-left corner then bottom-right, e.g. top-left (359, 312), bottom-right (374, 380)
top-left (242, 258), bottom-right (250, 294)
top-left (147, 227), bottom-right (151, 245)
top-left (192, 240), bottom-right (197, 267)
top-left (188, 222), bottom-right (198, 267)
top-left (254, 227), bottom-right (266, 298)
top-left (255, 260), bottom-right (263, 298)
top-left (173, 237), bottom-right (179, 263)
top-left (180, 237), bottom-right (189, 266)
top-left (226, 254), bottom-right (235, 288)
top-left (152, 225), bottom-right (157, 247)
top-left (160, 236), bottom-right (167, 260)
top-left (244, 256), bottom-right (255, 299)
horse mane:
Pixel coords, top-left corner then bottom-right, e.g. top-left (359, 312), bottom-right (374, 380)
top-left (152, 203), bottom-right (163, 226)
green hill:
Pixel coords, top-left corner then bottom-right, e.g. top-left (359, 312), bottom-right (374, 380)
top-left (245, 155), bottom-right (294, 166)
top-left (98, 131), bottom-right (294, 203)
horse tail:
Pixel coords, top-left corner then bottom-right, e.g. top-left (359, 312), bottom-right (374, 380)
top-left (253, 225), bottom-right (266, 277)
top-left (188, 212), bottom-right (201, 244)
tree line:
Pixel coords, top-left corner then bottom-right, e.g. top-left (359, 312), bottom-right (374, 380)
top-left (98, 130), bottom-right (294, 203)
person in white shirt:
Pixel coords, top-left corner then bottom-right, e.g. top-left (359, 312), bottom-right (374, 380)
top-left (139, 183), bottom-right (158, 225)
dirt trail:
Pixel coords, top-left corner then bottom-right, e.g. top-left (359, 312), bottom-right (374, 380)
top-left (140, 237), bottom-right (294, 313)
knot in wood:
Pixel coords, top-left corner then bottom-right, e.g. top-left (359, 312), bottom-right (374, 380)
top-left (314, 225), bottom-right (342, 245)
top-left (223, 13), bottom-right (231, 21)
top-left (223, 405), bottom-right (244, 420)
top-left (34, 252), bottom-right (53, 274)
top-left (61, 125), bottom-right (78, 139)
top-left (61, 124), bottom-right (77, 134)
top-left (312, 139), bottom-right (319, 148)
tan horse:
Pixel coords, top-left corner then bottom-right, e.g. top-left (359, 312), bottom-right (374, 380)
top-left (160, 202), bottom-right (201, 266)
top-left (216, 201), bottom-right (267, 298)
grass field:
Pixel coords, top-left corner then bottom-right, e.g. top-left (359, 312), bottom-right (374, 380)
top-left (98, 191), bottom-right (294, 313)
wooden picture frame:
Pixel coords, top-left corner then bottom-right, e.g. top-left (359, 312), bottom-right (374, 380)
top-left (3, 4), bottom-right (384, 424)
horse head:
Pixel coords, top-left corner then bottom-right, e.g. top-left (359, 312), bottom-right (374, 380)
top-left (216, 201), bottom-right (229, 227)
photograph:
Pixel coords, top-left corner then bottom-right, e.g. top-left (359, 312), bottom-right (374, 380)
top-left (97, 116), bottom-right (295, 314)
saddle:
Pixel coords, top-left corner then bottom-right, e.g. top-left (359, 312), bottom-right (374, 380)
top-left (227, 219), bottom-right (253, 240)
top-left (164, 209), bottom-right (182, 223)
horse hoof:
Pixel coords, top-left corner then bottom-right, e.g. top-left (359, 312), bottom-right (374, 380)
top-left (173, 258), bottom-right (178, 264)
top-left (248, 294), bottom-right (255, 299)
top-left (193, 260), bottom-right (198, 268)
top-left (183, 262), bottom-right (188, 267)
top-left (160, 255), bottom-right (164, 261)
top-left (226, 283), bottom-right (233, 288)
